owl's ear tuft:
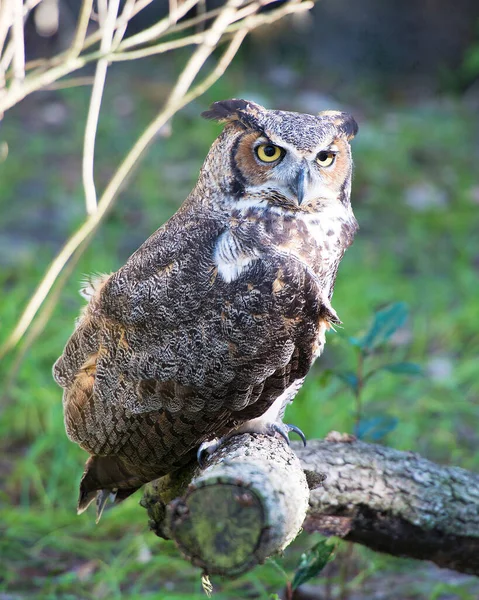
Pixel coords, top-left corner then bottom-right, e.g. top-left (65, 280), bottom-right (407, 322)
top-left (318, 110), bottom-right (358, 141)
top-left (201, 99), bottom-right (265, 126)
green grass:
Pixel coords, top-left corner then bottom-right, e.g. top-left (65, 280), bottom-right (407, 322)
top-left (0, 61), bottom-right (478, 598)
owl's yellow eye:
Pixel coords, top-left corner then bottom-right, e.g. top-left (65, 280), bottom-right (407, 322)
top-left (316, 150), bottom-right (336, 167)
top-left (256, 144), bottom-right (283, 163)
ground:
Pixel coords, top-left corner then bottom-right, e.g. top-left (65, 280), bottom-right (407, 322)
top-left (0, 56), bottom-right (478, 599)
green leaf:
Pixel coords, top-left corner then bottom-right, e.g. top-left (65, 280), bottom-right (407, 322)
top-left (355, 415), bottom-right (398, 441)
top-left (292, 538), bottom-right (335, 590)
top-left (360, 302), bottom-right (409, 351)
top-left (378, 362), bottom-right (423, 375)
top-left (347, 336), bottom-right (363, 348)
top-left (336, 371), bottom-right (359, 393)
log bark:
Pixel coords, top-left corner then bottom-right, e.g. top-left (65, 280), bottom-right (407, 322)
top-left (300, 437), bottom-right (479, 576)
top-left (141, 433), bottom-right (309, 576)
top-left (141, 433), bottom-right (479, 577)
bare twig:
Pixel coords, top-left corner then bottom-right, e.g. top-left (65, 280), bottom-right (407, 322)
top-left (109, 31), bottom-right (210, 61)
top-left (43, 76), bottom-right (94, 90)
top-left (111, 0), bottom-right (136, 50)
top-left (117, 0), bottom-right (200, 52)
top-left (68, 0), bottom-right (94, 59)
top-left (82, 0), bottom-right (120, 216)
top-left (110, 0), bottom-right (312, 62)
top-left (0, 1), bottom-right (313, 112)
top-left (0, 38), bottom-right (15, 74)
top-left (0, 1), bottom-right (13, 58)
top-left (68, 0), bottom-right (156, 55)
top-left (19, 0), bottom-right (153, 73)
top-left (11, 0), bottom-right (25, 89)
top-left (165, 0), bottom-right (270, 39)
top-left (0, 0), bottom-right (44, 74)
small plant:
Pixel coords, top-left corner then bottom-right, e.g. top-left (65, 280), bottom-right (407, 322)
top-left (334, 301), bottom-right (422, 442)
top-left (275, 537), bottom-right (336, 600)
top-left (291, 538), bottom-right (336, 591)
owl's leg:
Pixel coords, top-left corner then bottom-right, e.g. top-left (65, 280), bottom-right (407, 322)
top-left (232, 394), bottom-right (307, 447)
top-left (197, 392), bottom-right (306, 466)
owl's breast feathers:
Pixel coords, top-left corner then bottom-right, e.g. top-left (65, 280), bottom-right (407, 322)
top-left (53, 208), bottom-right (342, 507)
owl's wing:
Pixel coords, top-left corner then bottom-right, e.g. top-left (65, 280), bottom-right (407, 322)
top-left (53, 213), bottom-right (334, 508)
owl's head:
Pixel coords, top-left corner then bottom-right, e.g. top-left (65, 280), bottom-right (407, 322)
top-left (201, 99), bottom-right (358, 212)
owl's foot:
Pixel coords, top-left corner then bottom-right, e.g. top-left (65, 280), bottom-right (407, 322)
top-left (268, 422), bottom-right (307, 447)
top-left (196, 421), bottom-right (306, 468)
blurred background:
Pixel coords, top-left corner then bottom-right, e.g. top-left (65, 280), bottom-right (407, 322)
top-left (1, 1), bottom-right (479, 598)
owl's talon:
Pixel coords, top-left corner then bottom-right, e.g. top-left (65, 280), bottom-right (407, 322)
top-left (197, 438), bottom-right (220, 468)
top-left (288, 424), bottom-right (307, 447)
top-left (271, 422), bottom-right (307, 447)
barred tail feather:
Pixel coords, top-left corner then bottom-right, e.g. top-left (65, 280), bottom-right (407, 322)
top-left (77, 455), bottom-right (143, 520)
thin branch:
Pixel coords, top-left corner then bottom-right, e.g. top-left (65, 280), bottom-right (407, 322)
top-left (0, 0), bottom-right (43, 74)
top-left (96, 0), bottom-right (107, 23)
top-left (164, 0), bottom-right (242, 108)
top-left (1, 1), bottom-right (313, 112)
top-left (163, 0), bottom-right (269, 39)
top-left (163, 5), bottom-right (223, 37)
top-left (43, 76), bottom-right (94, 90)
top-left (180, 28), bottom-right (247, 103)
top-left (19, 0), bottom-right (154, 74)
top-left (70, 0), bottom-right (156, 55)
top-left (11, 0), bottom-right (25, 88)
top-left (0, 2), bottom-right (209, 109)
top-left (68, 0), bottom-right (94, 59)
top-left (111, 0), bottom-right (136, 50)
top-left (0, 37), bottom-right (15, 74)
top-left (110, 0), bottom-right (313, 62)
top-left (82, 0), bottom-right (120, 216)
top-left (111, 30), bottom-right (208, 62)
top-left (117, 0), bottom-right (200, 51)
top-left (0, 1), bottom-right (13, 58)
top-left (116, 0), bottom-right (274, 53)
top-left (0, 53), bottom-right (86, 112)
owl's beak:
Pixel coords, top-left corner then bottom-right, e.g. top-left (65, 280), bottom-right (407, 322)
top-left (292, 162), bottom-right (310, 205)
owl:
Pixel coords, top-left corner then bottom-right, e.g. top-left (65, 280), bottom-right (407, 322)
top-left (53, 99), bottom-right (358, 519)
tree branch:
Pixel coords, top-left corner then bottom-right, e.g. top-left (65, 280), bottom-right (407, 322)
top-left (141, 435), bottom-right (479, 577)
top-left (300, 437), bottom-right (479, 576)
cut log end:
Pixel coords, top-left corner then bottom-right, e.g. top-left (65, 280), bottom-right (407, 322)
top-left (169, 482), bottom-right (266, 575)
top-left (143, 433), bottom-right (310, 576)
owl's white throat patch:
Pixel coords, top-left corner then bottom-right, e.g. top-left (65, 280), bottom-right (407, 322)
top-left (214, 230), bottom-right (261, 283)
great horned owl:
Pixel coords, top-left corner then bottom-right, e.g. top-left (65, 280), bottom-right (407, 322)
top-left (53, 99), bottom-right (358, 518)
